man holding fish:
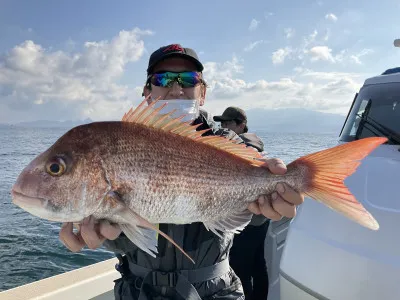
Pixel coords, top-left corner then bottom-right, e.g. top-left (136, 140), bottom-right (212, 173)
top-left (11, 43), bottom-right (385, 300)
top-left (60, 44), bottom-right (304, 299)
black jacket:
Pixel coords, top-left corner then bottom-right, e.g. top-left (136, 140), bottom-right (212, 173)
top-left (104, 109), bottom-right (266, 300)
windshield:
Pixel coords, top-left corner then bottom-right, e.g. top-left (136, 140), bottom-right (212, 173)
top-left (340, 82), bottom-right (400, 144)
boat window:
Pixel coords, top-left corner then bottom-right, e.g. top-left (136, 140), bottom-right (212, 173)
top-left (340, 82), bottom-right (400, 144)
top-left (348, 99), bottom-right (369, 137)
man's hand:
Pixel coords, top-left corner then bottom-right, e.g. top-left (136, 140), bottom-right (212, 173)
top-left (59, 216), bottom-right (121, 252)
top-left (247, 158), bottom-right (304, 220)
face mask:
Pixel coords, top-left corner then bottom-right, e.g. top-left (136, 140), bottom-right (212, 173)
top-left (150, 99), bottom-right (200, 123)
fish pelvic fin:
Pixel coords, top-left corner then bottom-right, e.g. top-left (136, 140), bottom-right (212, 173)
top-left (122, 96), bottom-right (266, 167)
top-left (289, 136), bottom-right (387, 231)
top-left (120, 207), bottom-right (195, 264)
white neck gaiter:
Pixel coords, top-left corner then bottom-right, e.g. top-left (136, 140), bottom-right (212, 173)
top-left (150, 99), bottom-right (200, 123)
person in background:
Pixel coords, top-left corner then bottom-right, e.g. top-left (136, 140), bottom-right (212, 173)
top-left (59, 44), bottom-right (304, 300)
top-left (214, 107), bottom-right (270, 300)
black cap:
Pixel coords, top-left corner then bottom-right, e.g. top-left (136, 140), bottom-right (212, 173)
top-left (213, 106), bottom-right (247, 122)
top-left (213, 106), bottom-right (248, 133)
top-left (146, 44), bottom-right (204, 75)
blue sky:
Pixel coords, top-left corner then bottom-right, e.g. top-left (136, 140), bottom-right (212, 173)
top-left (1, 0), bottom-right (400, 123)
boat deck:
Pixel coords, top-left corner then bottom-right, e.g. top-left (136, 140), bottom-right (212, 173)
top-left (0, 258), bottom-right (120, 300)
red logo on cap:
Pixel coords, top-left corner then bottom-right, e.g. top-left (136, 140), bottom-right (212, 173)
top-left (163, 44), bottom-right (184, 53)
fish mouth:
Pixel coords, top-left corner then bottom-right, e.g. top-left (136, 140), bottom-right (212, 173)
top-left (11, 189), bottom-right (47, 209)
top-left (11, 189), bottom-right (67, 222)
top-left (11, 188), bottom-right (84, 223)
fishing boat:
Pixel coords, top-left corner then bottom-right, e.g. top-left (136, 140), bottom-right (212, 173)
top-left (279, 66), bottom-right (400, 299)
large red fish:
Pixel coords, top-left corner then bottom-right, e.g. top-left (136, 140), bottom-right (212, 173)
top-left (11, 98), bottom-right (387, 263)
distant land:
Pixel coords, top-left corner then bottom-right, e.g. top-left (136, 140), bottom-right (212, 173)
top-left (0, 118), bottom-right (93, 129)
top-left (246, 108), bottom-right (347, 134)
top-left (0, 109), bottom-right (347, 134)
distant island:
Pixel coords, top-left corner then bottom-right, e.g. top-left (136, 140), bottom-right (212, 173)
top-left (245, 108), bottom-right (346, 134)
top-left (0, 108), bottom-right (348, 134)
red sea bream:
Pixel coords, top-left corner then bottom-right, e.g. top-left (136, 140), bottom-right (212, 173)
top-left (11, 98), bottom-right (387, 263)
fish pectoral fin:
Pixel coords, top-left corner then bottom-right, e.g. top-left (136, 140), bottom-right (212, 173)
top-left (204, 210), bottom-right (253, 238)
top-left (119, 208), bottom-right (196, 264)
top-left (120, 223), bottom-right (159, 258)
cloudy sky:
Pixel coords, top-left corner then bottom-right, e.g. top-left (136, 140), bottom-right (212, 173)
top-left (1, 0), bottom-right (400, 123)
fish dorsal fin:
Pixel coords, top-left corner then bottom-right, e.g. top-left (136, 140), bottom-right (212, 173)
top-left (122, 96), bottom-right (265, 167)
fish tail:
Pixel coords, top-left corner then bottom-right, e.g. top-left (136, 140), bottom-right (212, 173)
top-left (289, 136), bottom-right (387, 230)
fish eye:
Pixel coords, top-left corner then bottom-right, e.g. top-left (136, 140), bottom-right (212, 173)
top-left (46, 157), bottom-right (66, 176)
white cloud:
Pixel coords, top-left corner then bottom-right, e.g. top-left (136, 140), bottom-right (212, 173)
top-left (308, 46), bottom-right (373, 64)
top-left (306, 30), bottom-right (318, 45)
top-left (350, 56), bottom-right (362, 64)
top-left (272, 47), bottom-right (293, 64)
top-left (284, 28), bottom-right (295, 39)
top-left (309, 46), bottom-right (335, 62)
top-left (322, 29), bottom-right (330, 41)
top-left (297, 30), bottom-right (318, 60)
top-left (244, 40), bottom-right (265, 52)
top-left (249, 19), bottom-right (259, 31)
top-left (270, 30), bottom-right (318, 64)
top-left (350, 48), bottom-right (374, 65)
top-left (202, 57), bottom-right (363, 116)
top-left (325, 13), bottom-right (338, 22)
top-left (203, 55), bottom-right (243, 82)
top-left (0, 28), bottom-right (154, 123)
top-left (270, 29), bottom-right (373, 66)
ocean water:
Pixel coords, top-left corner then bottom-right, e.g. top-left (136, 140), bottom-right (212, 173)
top-left (0, 126), bottom-right (339, 292)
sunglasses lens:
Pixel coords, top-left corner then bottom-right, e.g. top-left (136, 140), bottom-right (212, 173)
top-left (179, 72), bottom-right (201, 87)
top-left (151, 73), bottom-right (173, 87)
top-left (150, 72), bottom-right (201, 88)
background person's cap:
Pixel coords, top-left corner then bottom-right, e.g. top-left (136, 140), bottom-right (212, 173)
top-left (146, 44), bottom-right (204, 75)
top-left (213, 107), bottom-right (248, 123)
